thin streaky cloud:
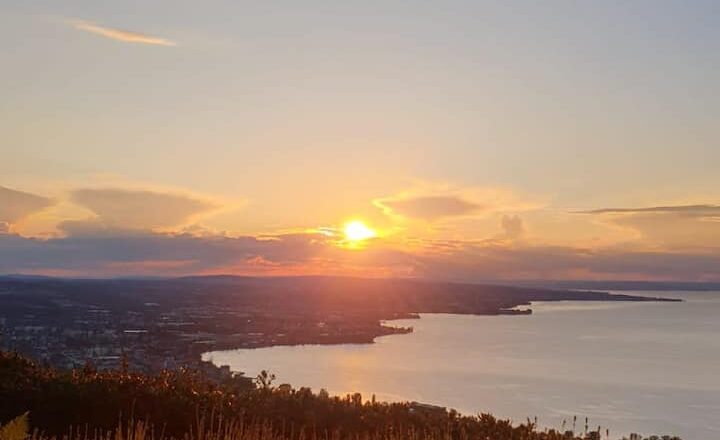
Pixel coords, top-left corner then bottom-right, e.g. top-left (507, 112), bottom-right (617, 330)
top-left (72, 20), bottom-right (176, 46)
top-left (578, 204), bottom-right (720, 215)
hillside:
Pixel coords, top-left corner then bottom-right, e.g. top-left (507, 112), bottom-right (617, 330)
top-left (0, 351), bottom-right (678, 440)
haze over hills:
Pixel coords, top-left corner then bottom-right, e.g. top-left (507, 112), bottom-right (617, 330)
top-left (505, 279), bottom-right (720, 292)
top-left (4, 273), bottom-right (717, 291)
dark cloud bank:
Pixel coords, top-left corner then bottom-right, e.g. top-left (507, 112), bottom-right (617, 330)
top-left (1, 226), bottom-right (719, 281)
top-left (1, 186), bottom-right (719, 281)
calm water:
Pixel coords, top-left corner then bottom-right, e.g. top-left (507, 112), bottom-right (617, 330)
top-left (204, 291), bottom-right (720, 440)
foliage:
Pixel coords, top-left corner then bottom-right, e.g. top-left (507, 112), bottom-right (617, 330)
top-left (0, 351), bottom-right (680, 440)
top-left (0, 413), bottom-right (29, 440)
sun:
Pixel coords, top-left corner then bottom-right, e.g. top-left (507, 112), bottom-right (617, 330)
top-left (343, 220), bottom-right (377, 242)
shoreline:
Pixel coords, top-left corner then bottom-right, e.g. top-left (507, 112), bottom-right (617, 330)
top-left (0, 276), bottom-right (681, 374)
top-left (200, 294), bottom-right (679, 355)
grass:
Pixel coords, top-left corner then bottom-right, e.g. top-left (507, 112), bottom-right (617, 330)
top-left (0, 352), bottom-right (681, 440)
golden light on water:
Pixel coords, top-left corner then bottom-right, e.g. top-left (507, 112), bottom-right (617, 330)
top-left (343, 220), bottom-right (376, 242)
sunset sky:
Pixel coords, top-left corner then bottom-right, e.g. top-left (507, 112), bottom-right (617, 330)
top-left (2, 1), bottom-right (719, 280)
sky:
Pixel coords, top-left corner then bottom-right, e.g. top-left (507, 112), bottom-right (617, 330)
top-left (1, 0), bottom-right (719, 280)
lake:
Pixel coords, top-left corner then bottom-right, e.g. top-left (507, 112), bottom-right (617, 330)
top-left (203, 291), bottom-right (720, 440)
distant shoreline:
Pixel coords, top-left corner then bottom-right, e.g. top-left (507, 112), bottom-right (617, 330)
top-left (201, 290), bottom-right (680, 353)
top-left (0, 275), bottom-right (682, 372)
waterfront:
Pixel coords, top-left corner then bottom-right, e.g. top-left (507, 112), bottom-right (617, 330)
top-left (205, 291), bottom-right (720, 440)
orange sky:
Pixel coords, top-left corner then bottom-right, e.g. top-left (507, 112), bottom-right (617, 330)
top-left (1, 2), bottom-right (720, 280)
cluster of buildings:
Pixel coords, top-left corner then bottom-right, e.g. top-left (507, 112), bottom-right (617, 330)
top-left (0, 300), bottom-right (236, 378)
top-left (0, 277), bottom-right (414, 380)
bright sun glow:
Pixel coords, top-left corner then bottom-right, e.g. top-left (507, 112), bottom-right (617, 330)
top-left (343, 220), bottom-right (377, 242)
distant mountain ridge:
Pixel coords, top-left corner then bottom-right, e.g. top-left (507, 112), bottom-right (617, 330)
top-left (2, 273), bottom-right (718, 291)
top-left (509, 279), bottom-right (720, 291)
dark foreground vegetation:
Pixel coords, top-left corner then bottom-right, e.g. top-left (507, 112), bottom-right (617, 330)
top-left (0, 352), bottom-right (680, 440)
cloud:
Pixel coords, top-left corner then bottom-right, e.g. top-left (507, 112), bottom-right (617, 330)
top-left (70, 188), bottom-right (220, 230)
top-left (0, 229), bottom-right (330, 277)
top-left (580, 204), bottom-right (720, 216)
top-left (415, 244), bottom-right (720, 282)
top-left (375, 196), bottom-right (482, 220)
top-left (375, 195), bottom-right (481, 220)
top-left (72, 20), bottom-right (176, 46)
top-left (500, 215), bottom-right (524, 240)
top-left (374, 184), bottom-right (539, 222)
top-left (57, 219), bottom-right (148, 238)
top-left (581, 203), bottom-right (720, 248)
top-left (373, 181), bottom-right (544, 222)
top-left (1, 225), bottom-right (719, 281)
top-left (1, 186), bottom-right (717, 281)
top-left (0, 186), bottom-right (54, 226)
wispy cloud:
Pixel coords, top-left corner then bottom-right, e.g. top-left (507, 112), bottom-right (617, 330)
top-left (375, 195), bottom-right (481, 220)
top-left (579, 204), bottom-right (720, 215)
top-left (374, 183), bottom-right (542, 221)
top-left (70, 188), bottom-right (220, 230)
top-left (0, 186), bottom-right (54, 227)
top-left (72, 20), bottom-right (176, 46)
top-left (578, 203), bottom-right (720, 249)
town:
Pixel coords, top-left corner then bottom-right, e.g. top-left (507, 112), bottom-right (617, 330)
top-left (0, 275), bottom-right (671, 376)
